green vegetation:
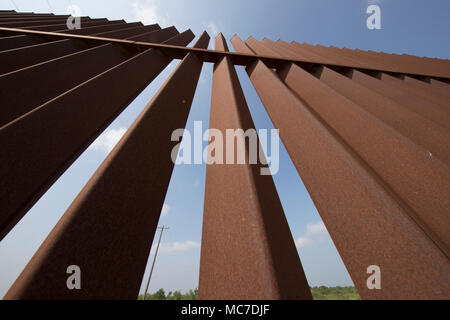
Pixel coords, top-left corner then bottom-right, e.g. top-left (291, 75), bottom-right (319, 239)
top-left (139, 286), bottom-right (360, 300)
top-left (138, 288), bottom-right (198, 300)
top-left (310, 286), bottom-right (360, 300)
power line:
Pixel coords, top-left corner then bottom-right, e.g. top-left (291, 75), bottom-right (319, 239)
top-left (143, 225), bottom-right (169, 300)
top-left (10, 0), bottom-right (19, 11)
top-left (46, 0), bottom-right (54, 13)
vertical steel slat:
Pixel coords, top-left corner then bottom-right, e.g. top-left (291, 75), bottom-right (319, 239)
top-left (4, 31), bottom-right (210, 300)
top-left (260, 41), bottom-right (450, 164)
top-left (427, 77), bottom-right (450, 90)
top-left (309, 66), bottom-right (450, 164)
top-left (280, 40), bottom-right (337, 64)
top-left (0, 15), bottom-right (74, 22)
top-left (345, 69), bottom-right (450, 129)
top-left (93, 24), bottom-right (160, 40)
top-left (314, 44), bottom-right (391, 71)
top-left (0, 40), bottom-right (92, 74)
top-left (0, 17), bottom-right (93, 27)
top-left (127, 26), bottom-right (179, 43)
top-left (0, 20), bottom-right (116, 51)
top-left (0, 24), bottom-right (161, 75)
top-left (403, 76), bottom-right (450, 103)
top-left (357, 49), bottom-right (450, 78)
top-left (246, 39), bottom-right (450, 256)
top-left (23, 19), bottom-right (122, 32)
top-left (0, 30), bottom-right (195, 241)
top-left (263, 39), bottom-right (328, 64)
top-left (0, 34), bottom-right (47, 51)
top-left (58, 21), bottom-right (132, 35)
top-left (289, 41), bottom-right (361, 67)
top-left (374, 72), bottom-right (449, 108)
top-left (292, 41), bottom-right (450, 78)
top-left (0, 27), bottom-right (180, 126)
top-left (0, 20), bottom-right (128, 51)
top-left (231, 35), bottom-right (449, 299)
top-left (198, 34), bottom-right (312, 300)
top-left (343, 47), bottom-right (450, 79)
top-left (277, 64), bottom-right (450, 255)
top-left (0, 13), bottom-right (55, 17)
top-left (0, 44), bottom-right (133, 126)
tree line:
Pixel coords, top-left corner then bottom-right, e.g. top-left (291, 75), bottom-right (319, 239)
top-left (139, 286), bottom-right (360, 300)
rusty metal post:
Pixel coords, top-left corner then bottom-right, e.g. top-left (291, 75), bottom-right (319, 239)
top-left (257, 40), bottom-right (450, 164)
top-left (0, 30), bottom-right (195, 240)
top-left (0, 27), bottom-right (181, 126)
top-left (0, 24), bottom-right (161, 75)
top-left (198, 34), bottom-right (312, 300)
top-left (345, 69), bottom-right (450, 130)
top-left (4, 32), bottom-right (210, 300)
top-left (374, 72), bottom-right (449, 109)
top-left (231, 35), bottom-right (450, 299)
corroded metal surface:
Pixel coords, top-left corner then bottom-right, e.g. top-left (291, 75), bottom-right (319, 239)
top-left (232, 35), bottom-right (450, 299)
top-left (199, 34), bottom-right (312, 300)
top-left (4, 32), bottom-right (210, 300)
top-left (1, 11), bottom-right (449, 300)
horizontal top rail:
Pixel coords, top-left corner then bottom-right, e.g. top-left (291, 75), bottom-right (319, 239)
top-left (1, 27), bottom-right (449, 79)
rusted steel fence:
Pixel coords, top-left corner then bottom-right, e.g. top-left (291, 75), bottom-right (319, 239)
top-left (0, 11), bottom-right (448, 300)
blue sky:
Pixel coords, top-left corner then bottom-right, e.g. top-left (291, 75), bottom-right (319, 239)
top-left (0, 0), bottom-right (449, 297)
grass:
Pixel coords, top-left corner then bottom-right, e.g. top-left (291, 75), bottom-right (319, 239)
top-left (139, 286), bottom-right (360, 300)
top-left (310, 286), bottom-right (360, 300)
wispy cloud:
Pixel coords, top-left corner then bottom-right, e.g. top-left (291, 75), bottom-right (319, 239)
top-left (89, 127), bottom-right (127, 153)
top-left (295, 221), bottom-right (330, 249)
top-left (132, 0), bottom-right (166, 26)
top-left (152, 240), bottom-right (200, 254)
top-left (161, 203), bottom-right (170, 216)
top-left (206, 22), bottom-right (219, 37)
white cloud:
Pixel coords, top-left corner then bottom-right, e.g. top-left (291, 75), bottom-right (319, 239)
top-left (161, 203), bottom-right (170, 216)
top-left (132, 0), bottom-right (166, 26)
top-left (305, 221), bottom-right (327, 235)
top-left (295, 237), bottom-right (312, 248)
top-left (89, 127), bottom-right (127, 153)
top-left (206, 22), bottom-right (219, 37)
top-left (295, 221), bottom-right (330, 249)
top-left (152, 240), bottom-right (200, 255)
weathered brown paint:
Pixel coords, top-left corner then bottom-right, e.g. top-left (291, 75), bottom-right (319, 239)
top-left (247, 38), bottom-right (450, 258)
top-left (258, 40), bottom-right (450, 164)
top-left (127, 26), bottom-right (179, 43)
top-left (2, 25), bottom-right (450, 78)
top-left (0, 21), bottom-right (129, 51)
top-left (0, 30), bottom-right (195, 240)
top-left (231, 35), bottom-right (450, 299)
top-left (345, 69), bottom-right (450, 130)
top-left (311, 66), bottom-right (450, 165)
top-left (198, 34), bottom-right (312, 300)
top-left (0, 17), bottom-right (96, 28)
top-left (0, 27), bottom-right (179, 126)
top-left (24, 20), bottom-right (124, 32)
top-left (1, 11), bottom-right (450, 300)
top-left (4, 32), bottom-right (210, 300)
top-left (375, 72), bottom-right (449, 109)
top-left (0, 24), bottom-right (161, 75)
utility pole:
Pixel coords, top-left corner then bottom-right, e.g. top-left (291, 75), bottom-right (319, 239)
top-left (143, 225), bottom-right (169, 300)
